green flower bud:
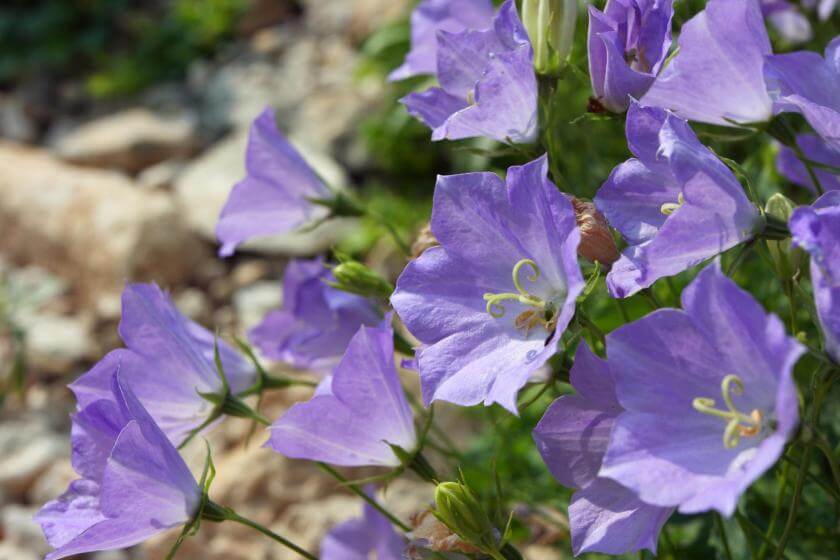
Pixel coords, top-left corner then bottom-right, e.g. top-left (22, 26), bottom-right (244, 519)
top-left (433, 481), bottom-right (501, 556)
top-left (522, 0), bottom-right (577, 75)
top-left (764, 193), bottom-right (801, 279)
top-left (327, 258), bottom-right (394, 299)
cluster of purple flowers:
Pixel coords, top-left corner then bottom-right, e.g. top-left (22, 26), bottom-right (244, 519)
top-left (37, 0), bottom-right (839, 558)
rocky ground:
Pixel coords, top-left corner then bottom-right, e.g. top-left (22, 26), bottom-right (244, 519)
top-left (0, 1), bottom-right (440, 558)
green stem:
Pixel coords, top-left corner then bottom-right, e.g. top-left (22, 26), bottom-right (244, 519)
top-left (224, 509), bottom-right (318, 560)
top-left (772, 370), bottom-right (836, 560)
top-left (791, 141), bottom-right (825, 195)
top-left (734, 511), bottom-right (757, 560)
top-left (715, 513), bottom-right (734, 560)
top-left (759, 459), bottom-right (791, 560)
top-left (317, 463), bottom-right (411, 532)
top-left (813, 435), bottom-right (840, 493)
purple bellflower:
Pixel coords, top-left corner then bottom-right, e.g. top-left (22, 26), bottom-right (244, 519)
top-left (389, 0), bottom-right (494, 81)
top-left (762, 1), bottom-right (813, 45)
top-left (587, 0), bottom-right (675, 113)
top-left (321, 491), bottom-right (405, 559)
top-left (533, 344), bottom-right (673, 556)
top-left (267, 323), bottom-right (417, 467)
top-left (595, 103), bottom-right (763, 298)
top-left (249, 258), bottom-right (382, 374)
top-left (37, 370), bottom-right (201, 560)
top-left (765, 37), bottom-right (840, 153)
top-left (391, 155), bottom-right (583, 413)
top-left (401, 0), bottom-right (539, 144)
top-left (216, 107), bottom-right (334, 257)
top-left (777, 134), bottom-right (840, 192)
top-left (71, 283), bottom-right (257, 447)
top-left (790, 191), bottom-right (840, 363)
top-left (641, 0), bottom-right (773, 126)
top-left (599, 263), bottom-right (803, 516)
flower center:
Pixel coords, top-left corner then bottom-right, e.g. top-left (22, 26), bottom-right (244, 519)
top-left (660, 192), bottom-right (685, 216)
top-left (692, 374), bottom-right (763, 449)
top-left (483, 259), bottom-right (557, 336)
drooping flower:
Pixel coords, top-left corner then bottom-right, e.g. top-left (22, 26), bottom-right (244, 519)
top-left (401, 0), bottom-right (538, 144)
top-left (764, 37), bottom-right (840, 152)
top-left (533, 344), bottom-right (673, 556)
top-left (267, 323), bottom-right (417, 467)
top-left (391, 155), bottom-right (583, 413)
top-left (321, 490), bottom-right (405, 559)
top-left (37, 370), bottom-right (201, 560)
top-left (249, 258), bottom-right (382, 373)
top-left (776, 134), bottom-right (840, 192)
top-left (641, 0), bottom-right (773, 126)
top-left (790, 191), bottom-right (840, 363)
top-left (71, 283), bottom-right (257, 446)
top-left (761, 1), bottom-right (813, 45)
top-left (216, 107), bottom-right (334, 257)
top-left (595, 103), bottom-right (762, 298)
top-left (599, 263), bottom-right (803, 516)
top-left (389, 0), bottom-right (494, 81)
top-left (587, 0), bottom-right (675, 113)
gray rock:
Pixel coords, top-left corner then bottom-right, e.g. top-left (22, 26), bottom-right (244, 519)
top-left (0, 142), bottom-right (205, 309)
top-left (0, 94), bottom-right (36, 143)
top-left (136, 158), bottom-right (186, 191)
top-left (47, 107), bottom-right (198, 173)
top-left (0, 418), bottom-right (67, 498)
top-left (233, 280), bottom-right (282, 330)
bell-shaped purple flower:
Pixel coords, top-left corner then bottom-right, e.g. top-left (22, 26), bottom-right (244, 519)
top-left (391, 155), bottom-right (583, 413)
top-left (321, 491), bottom-right (405, 559)
top-left (587, 0), bottom-right (674, 113)
top-left (595, 103), bottom-right (763, 298)
top-left (762, 1), bottom-right (813, 45)
top-left (267, 323), bottom-right (417, 467)
top-left (71, 283), bottom-right (257, 447)
top-left (642, 0), bottom-right (773, 126)
top-left (533, 344), bottom-right (673, 556)
top-left (389, 0), bottom-right (494, 81)
top-left (790, 191), bottom-right (840, 363)
top-left (250, 258), bottom-right (382, 373)
top-left (401, 0), bottom-right (538, 144)
top-left (599, 263), bottom-right (803, 516)
top-left (37, 370), bottom-right (201, 560)
top-left (777, 134), bottom-right (840, 192)
top-left (765, 37), bottom-right (840, 152)
top-left (216, 107), bottom-right (333, 257)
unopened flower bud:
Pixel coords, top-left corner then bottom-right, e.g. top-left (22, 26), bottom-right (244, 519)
top-left (764, 193), bottom-right (801, 279)
top-left (328, 257), bottom-right (394, 299)
top-left (522, 0), bottom-right (578, 75)
top-left (411, 223), bottom-right (439, 259)
top-left (433, 481), bottom-right (501, 555)
top-left (571, 197), bottom-right (619, 266)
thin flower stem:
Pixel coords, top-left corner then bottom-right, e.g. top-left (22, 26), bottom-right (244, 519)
top-left (734, 511), bottom-right (757, 560)
top-left (773, 369), bottom-right (836, 560)
top-left (226, 510), bottom-right (318, 560)
top-left (317, 462), bottom-right (411, 532)
top-left (813, 435), bottom-right (840, 493)
top-left (738, 511), bottom-right (786, 559)
top-left (759, 459), bottom-right (791, 560)
top-left (772, 444), bottom-right (813, 560)
top-left (641, 288), bottom-right (663, 309)
top-left (791, 141), bottom-right (825, 195)
top-left (715, 513), bottom-right (734, 560)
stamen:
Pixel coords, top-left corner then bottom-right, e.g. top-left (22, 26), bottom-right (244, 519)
top-left (483, 258), bottom-right (562, 339)
top-left (660, 192), bottom-right (685, 216)
top-left (691, 374), bottom-right (763, 449)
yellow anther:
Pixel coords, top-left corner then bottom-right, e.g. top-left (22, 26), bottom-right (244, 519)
top-left (691, 374), bottom-right (763, 449)
top-left (660, 192), bottom-right (685, 216)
